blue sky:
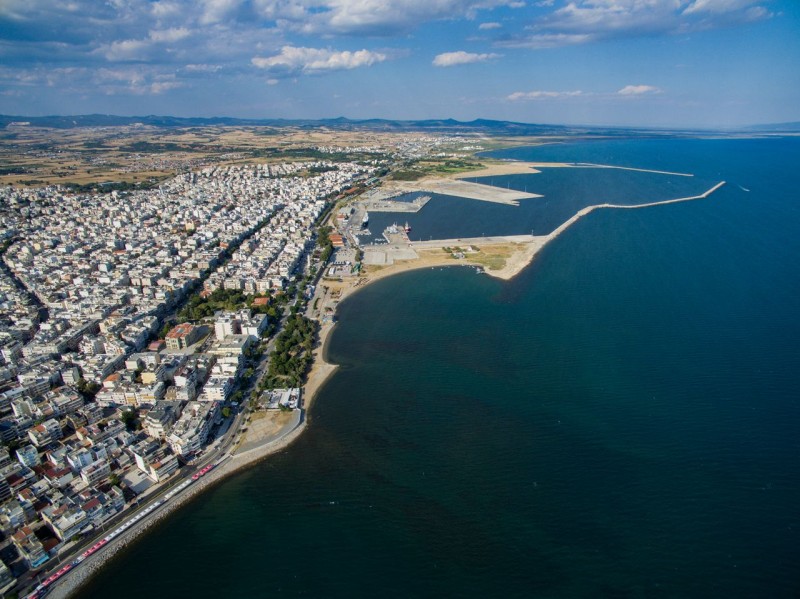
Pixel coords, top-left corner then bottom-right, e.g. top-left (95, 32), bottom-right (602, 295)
top-left (1, 0), bottom-right (798, 127)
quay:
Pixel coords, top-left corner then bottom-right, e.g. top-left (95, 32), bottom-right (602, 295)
top-left (362, 195), bottom-right (432, 213)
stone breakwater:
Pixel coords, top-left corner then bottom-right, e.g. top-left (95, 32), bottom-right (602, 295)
top-left (47, 421), bottom-right (307, 599)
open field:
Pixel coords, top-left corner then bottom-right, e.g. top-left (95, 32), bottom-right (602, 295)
top-left (0, 123), bottom-right (559, 188)
top-left (236, 410), bottom-right (296, 453)
top-left (0, 125), bottom-right (394, 187)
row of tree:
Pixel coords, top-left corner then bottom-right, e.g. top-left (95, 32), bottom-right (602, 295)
top-left (317, 225), bottom-right (335, 263)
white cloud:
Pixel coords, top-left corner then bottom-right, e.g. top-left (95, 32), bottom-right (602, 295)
top-left (148, 27), bottom-right (192, 42)
top-left (84, 65), bottom-right (187, 95)
top-left (433, 51), bottom-right (501, 67)
top-left (618, 84), bottom-right (662, 95)
top-left (254, 0), bottom-right (522, 36)
top-left (148, 80), bottom-right (183, 94)
top-left (501, 0), bottom-right (773, 48)
top-left (183, 63), bottom-right (222, 72)
top-left (150, 1), bottom-right (183, 19)
top-left (508, 86), bottom-right (665, 100)
top-left (479, 21), bottom-right (502, 29)
top-left (508, 90), bottom-right (584, 100)
top-left (683, 0), bottom-right (765, 15)
top-left (100, 38), bottom-right (151, 61)
top-left (200, 0), bottom-right (243, 25)
top-left (252, 46), bottom-right (387, 75)
top-left (503, 33), bottom-right (592, 49)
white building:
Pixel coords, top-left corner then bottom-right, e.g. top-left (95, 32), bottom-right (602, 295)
top-left (167, 401), bottom-right (221, 457)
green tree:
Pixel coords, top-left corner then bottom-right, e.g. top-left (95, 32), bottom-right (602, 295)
top-left (120, 410), bottom-right (137, 431)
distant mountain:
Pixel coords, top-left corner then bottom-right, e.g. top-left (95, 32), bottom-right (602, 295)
top-left (746, 122), bottom-right (800, 132)
top-left (0, 114), bottom-right (275, 129)
top-left (0, 113), bottom-right (725, 137)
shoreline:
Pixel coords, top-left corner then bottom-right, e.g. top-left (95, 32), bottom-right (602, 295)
top-left (48, 178), bottom-right (726, 599)
top-left (48, 419), bottom-right (308, 599)
top-left (275, 178), bottom-right (729, 426)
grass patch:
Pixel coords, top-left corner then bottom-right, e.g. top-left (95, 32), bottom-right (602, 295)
top-left (248, 411), bottom-right (270, 422)
top-left (389, 159), bottom-right (484, 181)
top-left (467, 245), bottom-right (514, 271)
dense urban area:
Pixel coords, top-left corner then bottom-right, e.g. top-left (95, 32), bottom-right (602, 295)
top-left (0, 128), bottom-right (449, 598)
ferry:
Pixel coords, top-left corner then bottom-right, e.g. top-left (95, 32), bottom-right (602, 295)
top-left (404, 221), bottom-right (412, 233)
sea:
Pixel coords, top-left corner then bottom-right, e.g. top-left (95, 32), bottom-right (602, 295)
top-left (80, 137), bottom-right (800, 598)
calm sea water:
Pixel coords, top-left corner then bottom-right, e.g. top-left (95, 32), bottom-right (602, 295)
top-left (365, 157), bottom-right (712, 241)
top-left (81, 138), bottom-right (800, 598)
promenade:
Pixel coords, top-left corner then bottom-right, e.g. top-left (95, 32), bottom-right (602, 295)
top-left (47, 410), bottom-right (306, 599)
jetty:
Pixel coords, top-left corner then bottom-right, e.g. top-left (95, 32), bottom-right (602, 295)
top-left (412, 234), bottom-right (541, 249)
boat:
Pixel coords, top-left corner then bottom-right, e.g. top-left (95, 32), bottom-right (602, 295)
top-left (404, 221), bottom-right (412, 233)
top-left (362, 212), bottom-right (369, 228)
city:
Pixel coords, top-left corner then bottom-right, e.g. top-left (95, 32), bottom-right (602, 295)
top-left (0, 153), bottom-right (384, 597)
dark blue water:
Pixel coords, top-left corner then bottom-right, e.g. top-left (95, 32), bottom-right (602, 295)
top-left (367, 146), bottom-right (716, 241)
top-left (80, 138), bottom-right (800, 598)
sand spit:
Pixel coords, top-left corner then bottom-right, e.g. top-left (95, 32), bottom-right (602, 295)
top-left (454, 161), bottom-right (547, 178)
top-left (454, 160), bottom-right (693, 178)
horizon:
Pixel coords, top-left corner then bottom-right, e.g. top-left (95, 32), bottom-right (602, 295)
top-left (2, 112), bottom-right (797, 132)
top-left (1, 1), bottom-right (800, 129)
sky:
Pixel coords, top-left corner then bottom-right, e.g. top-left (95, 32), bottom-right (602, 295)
top-left (1, 0), bottom-right (799, 127)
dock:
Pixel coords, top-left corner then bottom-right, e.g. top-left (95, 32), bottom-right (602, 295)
top-left (362, 195), bottom-right (432, 213)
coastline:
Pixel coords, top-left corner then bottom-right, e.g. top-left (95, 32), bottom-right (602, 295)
top-left (48, 177), bottom-right (726, 599)
top-left (283, 178), bottom-right (728, 424)
top-left (48, 420), bottom-right (307, 599)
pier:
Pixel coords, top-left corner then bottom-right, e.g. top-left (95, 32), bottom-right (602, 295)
top-left (411, 234), bottom-right (541, 249)
top-left (362, 195), bottom-right (432, 213)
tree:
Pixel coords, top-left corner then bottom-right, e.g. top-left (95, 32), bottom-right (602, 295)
top-left (76, 378), bottom-right (101, 399)
top-left (120, 410), bottom-right (137, 431)
top-left (222, 407), bottom-right (232, 419)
